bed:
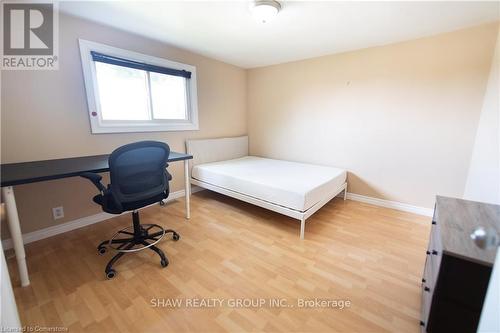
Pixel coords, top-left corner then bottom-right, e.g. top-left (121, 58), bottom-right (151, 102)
top-left (186, 136), bottom-right (347, 239)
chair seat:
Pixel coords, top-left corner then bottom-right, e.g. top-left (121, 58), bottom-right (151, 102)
top-left (93, 191), bottom-right (168, 214)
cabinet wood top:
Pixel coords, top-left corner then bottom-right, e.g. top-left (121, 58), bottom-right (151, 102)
top-left (435, 196), bottom-right (500, 266)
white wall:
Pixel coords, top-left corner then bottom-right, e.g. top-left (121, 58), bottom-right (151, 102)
top-left (0, 249), bottom-right (21, 329)
top-left (464, 25), bottom-right (500, 204)
top-left (468, 26), bottom-right (500, 333)
top-left (478, 248), bottom-right (500, 333)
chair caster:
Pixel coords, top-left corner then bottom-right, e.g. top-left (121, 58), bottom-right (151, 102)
top-left (160, 259), bottom-right (169, 268)
top-left (106, 269), bottom-right (116, 279)
top-left (98, 246), bottom-right (107, 255)
top-left (159, 200), bottom-right (165, 206)
top-left (173, 233), bottom-right (180, 241)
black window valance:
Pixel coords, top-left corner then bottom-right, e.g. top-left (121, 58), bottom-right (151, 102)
top-left (91, 51), bottom-right (192, 79)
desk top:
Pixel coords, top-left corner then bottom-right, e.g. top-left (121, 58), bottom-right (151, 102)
top-left (0, 151), bottom-right (192, 187)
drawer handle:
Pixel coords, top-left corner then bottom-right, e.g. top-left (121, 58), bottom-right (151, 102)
top-left (426, 251), bottom-right (431, 255)
top-left (424, 286), bottom-right (430, 292)
top-left (432, 221), bottom-right (436, 225)
top-left (422, 278), bottom-right (426, 283)
top-left (432, 250), bottom-right (438, 255)
top-left (420, 321), bottom-right (425, 327)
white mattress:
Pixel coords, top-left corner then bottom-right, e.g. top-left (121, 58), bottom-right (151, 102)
top-left (192, 156), bottom-right (346, 212)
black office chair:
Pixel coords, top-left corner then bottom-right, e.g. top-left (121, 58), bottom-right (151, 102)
top-left (81, 141), bottom-right (180, 279)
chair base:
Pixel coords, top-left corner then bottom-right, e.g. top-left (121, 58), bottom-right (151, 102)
top-left (97, 211), bottom-right (180, 279)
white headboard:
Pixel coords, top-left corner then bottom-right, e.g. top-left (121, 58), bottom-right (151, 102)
top-left (186, 136), bottom-right (249, 167)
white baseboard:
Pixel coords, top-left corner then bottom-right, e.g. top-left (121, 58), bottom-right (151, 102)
top-left (1, 187), bottom-right (203, 251)
top-left (346, 192), bottom-right (433, 217)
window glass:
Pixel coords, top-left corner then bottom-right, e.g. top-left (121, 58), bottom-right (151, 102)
top-left (150, 73), bottom-right (188, 120)
top-left (95, 62), bottom-right (150, 121)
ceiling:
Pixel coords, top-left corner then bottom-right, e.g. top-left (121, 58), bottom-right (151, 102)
top-left (60, 1), bottom-right (500, 68)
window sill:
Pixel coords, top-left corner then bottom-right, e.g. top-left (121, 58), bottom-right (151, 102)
top-left (90, 123), bottom-right (199, 134)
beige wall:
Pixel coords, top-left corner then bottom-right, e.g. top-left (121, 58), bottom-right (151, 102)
top-left (1, 14), bottom-right (247, 237)
top-left (464, 25), bottom-right (500, 204)
top-left (247, 23), bottom-right (499, 208)
top-left (2, 16), bottom-right (498, 239)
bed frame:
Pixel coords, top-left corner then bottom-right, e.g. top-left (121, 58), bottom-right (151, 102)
top-left (186, 136), bottom-right (347, 239)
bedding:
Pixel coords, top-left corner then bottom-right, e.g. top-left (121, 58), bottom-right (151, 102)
top-left (192, 156), bottom-right (347, 212)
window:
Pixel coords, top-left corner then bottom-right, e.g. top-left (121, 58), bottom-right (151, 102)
top-left (79, 39), bottom-right (198, 133)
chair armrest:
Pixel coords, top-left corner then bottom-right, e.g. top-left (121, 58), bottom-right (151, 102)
top-left (80, 172), bottom-right (106, 192)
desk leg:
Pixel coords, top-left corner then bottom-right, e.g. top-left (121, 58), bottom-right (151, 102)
top-left (2, 186), bottom-right (30, 287)
top-left (184, 160), bottom-right (191, 220)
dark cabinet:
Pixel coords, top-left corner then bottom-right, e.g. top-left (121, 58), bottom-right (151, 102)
top-left (421, 196), bottom-right (500, 333)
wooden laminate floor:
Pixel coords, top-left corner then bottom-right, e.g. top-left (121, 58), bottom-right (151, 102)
top-left (7, 191), bottom-right (430, 333)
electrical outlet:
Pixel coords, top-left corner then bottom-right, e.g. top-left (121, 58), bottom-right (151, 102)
top-left (52, 206), bottom-right (64, 220)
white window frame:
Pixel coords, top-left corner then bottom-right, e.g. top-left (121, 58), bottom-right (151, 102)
top-left (78, 39), bottom-right (199, 134)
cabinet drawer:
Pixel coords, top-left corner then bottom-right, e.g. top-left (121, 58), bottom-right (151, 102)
top-left (421, 264), bottom-right (433, 330)
top-left (428, 224), bottom-right (442, 285)
top-left (429, 251), bottom-right (441, 288)
top-left (429, 223), bottom-right (442, 253)
top-left (422, 254), bottom-right (434, 290)
top-left (425, 196), bottom-right (498, 333)
top-left (421, 292), bottom-right (429, 331)
top-left (421, 282), bottom-right (433, 331)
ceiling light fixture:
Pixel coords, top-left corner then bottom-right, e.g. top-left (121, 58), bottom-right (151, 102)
top-left (251, 0), bottom-right (281, 23)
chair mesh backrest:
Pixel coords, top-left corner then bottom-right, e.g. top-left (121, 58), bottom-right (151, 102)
top-left (109, 141), bottom-right (170, 204)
